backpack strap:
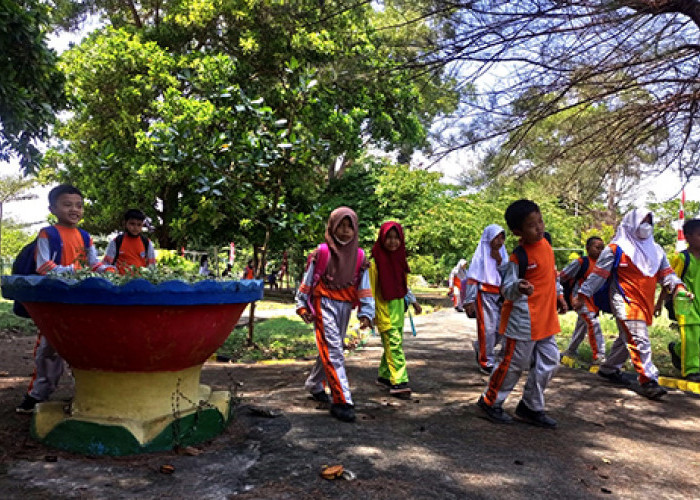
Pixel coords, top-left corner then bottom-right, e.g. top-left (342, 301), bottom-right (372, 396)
top-left (573, 256), bottom-right (590, 284)
top-left (78, 228), bottom-right (91, 250)
top-left (680, 249), bottom-right (690, 280)
top-left (611, 244), bottom-right (629, 303)
top-left (43, 226), bottom-right (64, 265)
top-left (140, 234), bottom-right (150, 254)
top-left (513, 245), bottom-right (527, 280)
top-left (311, 243), bottom-right (330, 287)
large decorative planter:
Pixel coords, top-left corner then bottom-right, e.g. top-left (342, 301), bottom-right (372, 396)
top-left (1, 275), bottom-right (263, 456)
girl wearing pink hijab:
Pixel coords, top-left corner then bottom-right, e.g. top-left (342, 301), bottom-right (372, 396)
top-left (295, 207), bottom-right (375, 422)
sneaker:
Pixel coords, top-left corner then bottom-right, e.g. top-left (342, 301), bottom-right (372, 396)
top-left (376, 377), bottom-right (391, 388)
top-left (455, 306), bottom-right (464, 313)
top-left (476, 396), bottom-right (513, 424)
top-left (638, 381), bottom-right (667, 400)
top-left (330, 403), bottom-right (355, 422)
top-left (310, 390), bottom-right (330, 403)
top-left (685, 373), bottom-right (700, 382)
top-left (591, 355), bottom-right (606, 366)
top-left (668, 342), bottom-right (681, 371)
top-left (514, 400), bottom-right (557, 429)
top-left (478, 365), bottom-right (493, 375)
top-left (389, 382), bottom-right (411, 399)
top-left (15, 394), bottom-right (40, 414)
top-left (597, 369), bottom-right (631, 386)
top-left (560, 350), bottom-right (576, 361)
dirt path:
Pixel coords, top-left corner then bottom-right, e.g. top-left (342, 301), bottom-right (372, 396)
top-left (1, 309), bottom-right (699, 499)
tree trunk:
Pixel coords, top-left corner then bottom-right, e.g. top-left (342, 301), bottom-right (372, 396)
top-left (246, 301), bottom-right (256, 347)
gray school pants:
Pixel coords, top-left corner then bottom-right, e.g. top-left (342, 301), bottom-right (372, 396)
top-left (600, 319), bottom-right (658, 384)
top-left (305, 296), bottom-right (354, 405)
top-left (483, 335), bottom-right (559, 412)
top-left (28, 333), bottom-right (65, 401)
top-left (473, 291), bottom-right (503, 369)
top-left (567, 306), bottom-right (605, 360)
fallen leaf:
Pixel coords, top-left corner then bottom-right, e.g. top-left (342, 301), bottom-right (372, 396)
top-left (160, 464), bottom-right (175, 474)
top-left (601, 458), bottom-right (612, 464)
top-left (0, 370), bottom-right (9, 376)
top-left (321, 465), bottom-right (344, 480)
top-left (180, 446), bottom-right (202, 456)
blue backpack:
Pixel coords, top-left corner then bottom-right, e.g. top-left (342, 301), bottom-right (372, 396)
top-left (11, 226), bottom-right (90, 318)
top-left (592, 245), bottom-right (626, 314)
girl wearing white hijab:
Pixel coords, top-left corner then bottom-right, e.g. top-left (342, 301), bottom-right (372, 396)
top-left (575, 209), bottom-right (688, 399)
top-left (463, 224), bottom-right (508, 373)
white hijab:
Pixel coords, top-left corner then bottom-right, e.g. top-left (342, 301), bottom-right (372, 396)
top-left (611, 209), bottom-right (664, 277)
top-left (467, 224), bottom-right (508, 285)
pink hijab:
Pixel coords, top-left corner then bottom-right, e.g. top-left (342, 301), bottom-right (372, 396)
top-left (320, 206), bottom-right (361, 289)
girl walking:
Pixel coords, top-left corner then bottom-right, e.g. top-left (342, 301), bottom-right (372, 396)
top-left (463, 224), bottom-right (507, 374)
top-left (370, 222), bottom-right (422, 398)
top-left (295, 207), bottom-right (375, 422)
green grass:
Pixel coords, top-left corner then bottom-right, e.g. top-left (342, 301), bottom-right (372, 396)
top-left (557, 311), bottom-right (680, 377)
top-left (217, 316), bottom-right (317, 362)
top-left (0, 299), bottom-right (37, 336)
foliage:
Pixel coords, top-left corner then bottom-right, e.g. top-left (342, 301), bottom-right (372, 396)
top-left (420, 1), bottom-right (700, 183)
top-left (646, 198), bottom-right (700, 253)
top-left (0, 219), bottom-right (35, 260)
top-left (0, 0), bottom-right (65, 171)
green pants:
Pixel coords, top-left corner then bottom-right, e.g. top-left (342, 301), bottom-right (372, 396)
top-left (378, 298), bottom-right (408, 385)
top-left (675, 321), bottom-right (700, 376)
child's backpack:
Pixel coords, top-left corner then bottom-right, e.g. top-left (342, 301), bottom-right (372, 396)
top-left (512, 244), bottom-right (623, 314)
top-left (304, 243), bottom-right (365, 315)
top-left (11, 226), bottom-right (90, 318)
top-left (664, 249), bottom-right (690, 321)
top-left (112, 233), bottom-right (150, 268)
top-left (307, 243), bottom-right (365, 289)
top-left (591, 245), bottom-right (626, 314)
top-left (561, 257), bottom-right (590, 311)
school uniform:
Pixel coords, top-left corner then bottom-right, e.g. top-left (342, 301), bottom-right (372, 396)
top-left (481, 238), bottom-right (562, 412)
top-left (462, 224), bottom-right (507, 371)
top-left (560, 256), bottom-right (605, 360)
top-left (28, 225), bottom-right (106, 402)
top-left (296, 260), bottom-right (374, 406)
top-left (670, 252), bottom-right (700, 376)
top-left (101, 233), bottom-right (156, 274)
top-left (579, 242), bottom-right (682, 384)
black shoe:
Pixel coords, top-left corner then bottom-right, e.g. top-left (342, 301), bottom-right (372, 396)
top-left (477, 396), bottom-right (513, 424)
top-left (455, 306), bottom-right (464, 313)
top-left (478, 365), bottom-right (493, 375)
top-left (597, 369), bottom-right (631, 386)
top-left (16, 394), bottom-right (40, 414)
top-left (330, 403), bottom-right (355, 422)
top-left (638, 381), bottom-right (667, 400)
top-left (376, 377), bottom-right (391, 388)
top-left (310, 390), bottom-right (331, 403)
top-left (668, 342), bottom-right (682, 371)
top-left (514, 400), bottom-right (557, 429)
top-left (389, 382), bottom-right (411, 399)
top-left (685, 373), bottom-right (700, 382)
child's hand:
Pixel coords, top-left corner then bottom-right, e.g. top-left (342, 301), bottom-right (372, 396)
top-left (465, 302), bottom-right (476, 317)
top-left (297, 309), bottom-right (314, 324)
top-left (674, 287), bottom-right (694, 301)
top-left (518, 280), bottom-right (534, 296)
top-left (490, 248), bottom-right (503, 265)
top-left (412, 302), bottom-right (422, 315)
top-left (572, 295), bottom-right (585, 311)
top-left (358, 316), bottom-right (372, 329)
top-left (557, 295), bottom-right (568, 314)
top-left (653, 300), bottom-right (664, 317)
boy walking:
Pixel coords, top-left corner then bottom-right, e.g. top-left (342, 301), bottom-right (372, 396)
top-left (559, 236), bottom-right (606, 363)
top-left (666, 219), bottom-right (700, 382)
top-left (101, 209), bottom-right (156, 275)
top-left (477, 199), bottom-right (566, 428)
top-left (16, 184), bottom-right (113, 414)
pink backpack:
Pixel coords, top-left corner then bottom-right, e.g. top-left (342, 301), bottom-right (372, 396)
top-left (305, 243), bottom-right (365, 313)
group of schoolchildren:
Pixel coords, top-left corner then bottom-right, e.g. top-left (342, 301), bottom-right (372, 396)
top-left (15, 187), bottom-right (700, 430)
top-left (294, 199), bottom-right (700, 427)
top-left (16, 184), bottom-right (156, 414)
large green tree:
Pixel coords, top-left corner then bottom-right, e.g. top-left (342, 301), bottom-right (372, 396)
top-left (44, 1), bottom-right (459, 261)
top-left (0, 0), bottom-right (65, 171)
